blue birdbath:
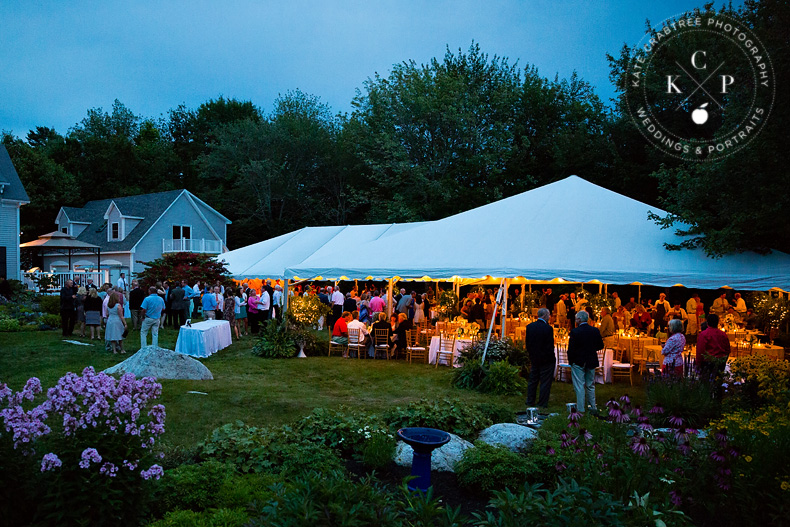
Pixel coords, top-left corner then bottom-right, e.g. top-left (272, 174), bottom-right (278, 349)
top-left (397, 427), bottom-right (451, 492)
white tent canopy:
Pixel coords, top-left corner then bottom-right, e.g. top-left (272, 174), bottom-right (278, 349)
top-left (224, 176), bottom-right (790, 290)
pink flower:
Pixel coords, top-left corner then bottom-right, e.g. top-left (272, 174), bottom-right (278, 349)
top-left (630, 437), bottom-right (650, 456)
top-left (619, 394), bottom-right (631, 405)
top-left (578, 428), bottom-right (593, 442)
top-left (669, 416), bottom-right (683, 427)
top-left (678, 441), bottom-right (692, 455)
top-left (545, 445), bottom-right (555, 455)
top-left (100, 462), bottom-right (118, 477)
top-left (669, 490), bottom-right (682, 506)
top-left (40, 453), bottom-right (62, 472)
top-left (140, 464), bottom-right (164, 480)
top-left (79, 447), bottom-right (102, 468)
top-left (710, 451), bottom-right (726, 463)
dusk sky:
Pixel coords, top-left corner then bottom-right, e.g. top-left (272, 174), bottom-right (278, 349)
top-left (1, 1), bottom-right (736, 137)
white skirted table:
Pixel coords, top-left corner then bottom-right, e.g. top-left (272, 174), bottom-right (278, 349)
top-left (428, 336), bottom-right (473, 367)
top-left (175, 320), bottom-right (232, 358)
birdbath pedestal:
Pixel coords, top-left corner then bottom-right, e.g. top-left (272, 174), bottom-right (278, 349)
top-left (397, 427), bottom-right (451, 492)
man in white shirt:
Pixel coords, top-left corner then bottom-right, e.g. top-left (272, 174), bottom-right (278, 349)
top-left (330, 286), bottom-right (344, 328)
top-left (272, 285), bottom-right (283, 319)
top-left (711, 293), bottom-right (730, 317)
top-left (117, 273), bottom-right (129, 300)
top-left (611, 292), bottom-right (621, 310)
top-left (213, 286), bottom-right (224, 319)
top-left (259, 287), bottom-right (271, 327)
top-left (346, 310), bottom-right (371, 353)
top-left (733, 293), bottom-right (747, 318)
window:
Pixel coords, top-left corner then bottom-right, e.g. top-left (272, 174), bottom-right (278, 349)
top-left (172, 225), bottom-right (191, 240)
top-left (111, 222), bottom-right (119, 240)
top-left (61, 227), bottom-right (68, 234)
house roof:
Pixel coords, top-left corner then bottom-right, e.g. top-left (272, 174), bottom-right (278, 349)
top-left (0, 144), bottom-right (30, 203)
top-left (62, 189), bottom-right (185, 251)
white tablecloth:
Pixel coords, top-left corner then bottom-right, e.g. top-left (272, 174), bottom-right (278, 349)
top-left (175, 320), bottom-right (232, 358)
top-left (556, 348), bottom-right (613, 384)
top-left (428, 336), bottom-right (473, 367)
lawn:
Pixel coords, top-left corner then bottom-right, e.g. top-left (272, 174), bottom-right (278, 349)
top-left (0, 328), bottom-right (646, 447)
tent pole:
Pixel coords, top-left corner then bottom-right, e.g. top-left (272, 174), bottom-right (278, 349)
top-left (500, 279), bottom-right (509, 337)
top-left (520, 284), bottom-right (525, 315)
top-left (599, 283), bottom-right (602, 294)
top-left (481, 278), bottom-right (506, 364)
top-left (387, 278), bottom-right (393, 318)
top-left (638, 285), bottom-right (642, 303)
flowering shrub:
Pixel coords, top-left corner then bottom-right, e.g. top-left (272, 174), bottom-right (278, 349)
top-left (727, 354), bottom-right (790, 409)
top-left (286, 294), bottom-right (331, 328)
top-left (0, 368), bottom-right (166, 526)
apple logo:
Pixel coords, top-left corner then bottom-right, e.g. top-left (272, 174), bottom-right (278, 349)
top-left (691, 103), bottom-right (709, 125)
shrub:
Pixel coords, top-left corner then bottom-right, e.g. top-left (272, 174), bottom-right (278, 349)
top-left (40, 313), bottom-right (61, 328)
top-left (359, 432), bottom-right (396, 470)
top-left (287, 295), bottom-right (331, 328)
top-left (456, 442), bottom-right (538, 495)
top-left (0, 315), bottom-right (20, 332)
top-left (149, 508), bottom-right (249, 527)
top-left (153, 461), bottom-right (236, 514)
top-left (293, 326), bottom-right (328, 357)
top-left (646, 375), bottom-right (720, 428)
top-left (293, 407), bottom-right (389, 454)
top-left (251, 319), bottom-right (297, 358)
top-left (452, 361), bottom-right (486, 390)
top-left (478, 361), bottom-right (527, 395)
top-left (727, 354), bottom-right (790, 410)
top-left (246, 470), bottom-right (464, 527)
top-left (473, 479), bottom-right (692, 527)
top-left (38, 294), bottom-right (61, 314)
top-left (383, 398), bottom-right (496, 439)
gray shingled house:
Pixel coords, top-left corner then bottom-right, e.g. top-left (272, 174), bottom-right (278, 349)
top-left (42, 189), bottom-right (230, 285)
top-left (0, 145), bottom-right (30, 280)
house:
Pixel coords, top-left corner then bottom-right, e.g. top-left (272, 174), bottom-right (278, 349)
top-left (0, 145), bottom-right (30, 281)
top-left (43, 189), bottom-right (231, 285)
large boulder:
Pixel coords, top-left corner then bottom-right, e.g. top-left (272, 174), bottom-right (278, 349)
top-left (104, 346), bottom-right (214, 380)
top-left (478, 423), bottom-right (538, 452)
top-left (393, 433), bottom-right (473, 472)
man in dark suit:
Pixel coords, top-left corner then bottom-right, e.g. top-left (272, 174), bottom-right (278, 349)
top-left (525, 308), bottom-right (555, 409)
top-left (169, 283), bottom-right (187, 329)
top-left (567, 310), bottom-right (604, 414)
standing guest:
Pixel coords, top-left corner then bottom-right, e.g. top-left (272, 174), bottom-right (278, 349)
top-left (413, 294), bottom-right (425, 324)
top-left (223, 289), bottom-right (238, 338)
top-left (573, 293), bottom-right (588, 321)
top-left (696, 314), bottom-right (731, 379)
top-left (159, 281), bottom-right (171, 328)
top-left (331, 311), bottom-right (352, 346)
top-left (85, 278), bottom-right (97, 290)
top-left (662, 319), bottom-right (686, 377)
top-left (330, 286), bottom-right (344, 329)
top-left (358, 293), bottom-right (371, 324)
top-left (201, 287), bottom-right (218, 320)
top-left (192, 280), bottom-right (202, 318)
top-left (733, 293), bottom-right (747, 320)
top-left (743, 308), bottom-right (757, 330)
top-left (75, 286), bottom-right (87, 337)
top-left (105, 291), bottom-right (128, 354)
top-left (390, 313), bottom-right (399, 351)
top-left (526, 308), bottom-right (555, 409)
top-left (318, 287), bottom-right (329, 306)
top-left (247, 289), bottom-right (260, 334)
top-left (667, 303), bottom-right (688, 325)
top-left (566, 293), bottom-right (576, 328)
top-left (369, 291), bottom-right (385, 319)
top-left (129, 280), bottom-right (145, 331)
top-left (263, 280), bottom-right (275, 321)
top-left (611, 292), bottom-right (621, 310)
top-left (555, 295), bottom-right (568, 329)
top-left (394, 312), bottom-right (412, 358)
top-left (235, 287), bottom-right (248, 335)
top-left (614, 305), bottom-right (630, 331)
top-left (469, 297), bottom-right (485, 327)
top-left (140, 286), bottom-right (165, 348)
top-left (258, 286), bottom-right (271, 328)
top-left (686, 294), bottom-right (700, 335)
top-left (272, 285), bottom-right (283, 320)
top-left (213, 286), bottom-right (224, 320)
top-left (653, 293), bottom-right (671, 334)
top-left (624, 297), bottom-right (637, 311)
top-left (711, 293), bottom-right (730, 317)
top-left (59, 279), bottom-right (77, 337)
top-left (460, 299), bottom-right (473, 320)
top-left (116, 272), bottom-right (129, 300)
top-left (567, 310), bottom-right (604, 415)
top-left (180, 280), bottom-right (196, 323)
top-left (169, 282), bottom-right (187, 328)
top-left (84, 288), bottom-right (103, 340)
top-left (343, 292), bottom-right (357, 314)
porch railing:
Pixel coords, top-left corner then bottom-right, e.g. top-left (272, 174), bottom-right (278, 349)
top-left (162, 238), bottom-right (223, 254)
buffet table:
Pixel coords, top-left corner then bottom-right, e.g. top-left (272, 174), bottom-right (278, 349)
top-left (174, 320), bottom-right (232, 358)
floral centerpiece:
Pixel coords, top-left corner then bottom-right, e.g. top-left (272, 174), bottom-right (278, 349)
top-left (556, 327), bottom-right (568, 339)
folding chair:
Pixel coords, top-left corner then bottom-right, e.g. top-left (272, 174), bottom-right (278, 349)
top-left (435, 335), bottom-right (456, 367)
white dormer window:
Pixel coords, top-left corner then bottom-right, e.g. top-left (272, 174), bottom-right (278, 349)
top-left (111, 222), bottom-right (120, 240)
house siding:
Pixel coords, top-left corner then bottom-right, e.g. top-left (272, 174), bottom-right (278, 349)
top-left (131, 193), bottom-right (219, 275)
top-left (194, 199), bottom-right (228, 246)
top-left (0, 200), bottom-right (21, 279)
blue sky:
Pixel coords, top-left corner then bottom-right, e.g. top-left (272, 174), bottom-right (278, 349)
top-left (0, 0), bottom-right (735, 137)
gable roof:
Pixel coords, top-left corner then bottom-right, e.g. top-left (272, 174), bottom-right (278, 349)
top-left (61, 189), bottom-right (185, 251)
top-left (0, 144), bottom-right (30, 203)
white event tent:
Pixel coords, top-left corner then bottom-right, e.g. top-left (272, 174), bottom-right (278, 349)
top-left (222, 176), bottom-right (790, 292)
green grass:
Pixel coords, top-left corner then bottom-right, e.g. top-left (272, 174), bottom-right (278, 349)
top-left (0, 329), bottom-right (646, 447)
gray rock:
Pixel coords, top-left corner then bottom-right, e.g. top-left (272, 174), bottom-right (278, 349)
top-left (103, 346), bottom-right (214, 380)
top-left (393, 433), bottom-right (473, 472)
top-left (478, 423), bottom-right (538, 452)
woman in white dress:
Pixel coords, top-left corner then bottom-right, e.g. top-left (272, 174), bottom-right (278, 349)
top-left (104, 291), bottom-right (127, 354)
top-left (413, 294), bottom-right (425, 324)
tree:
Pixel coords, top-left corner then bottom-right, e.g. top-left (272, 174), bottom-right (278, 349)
top-left (607, 0), bottom-right (790, 255)
top-left (135, 252), bottom-right (231, 288)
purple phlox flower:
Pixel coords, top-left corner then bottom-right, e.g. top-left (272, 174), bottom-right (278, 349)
top-left (158, 452), bottom-right (165, 459)
top-left (0, 383), bottom-right (12, 404)
top-left (669, 416), bottom-right (684, 427)
top-left (140, 464), bottom-right (164, 480)
top-left (123, 459), bottom-right (138, 470)
top-left (631, 436), bottom-right (650, 456)
top-left (79, 447), bottom-right (102, 469)
top-left (678, 441), bottom-right (692, 455)
top-left (40, 453), bottom-right (62, 472)
top-left (649, 405), bottom-right (664, 415)
top-left (99, 462), bottom-right (118, 477)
